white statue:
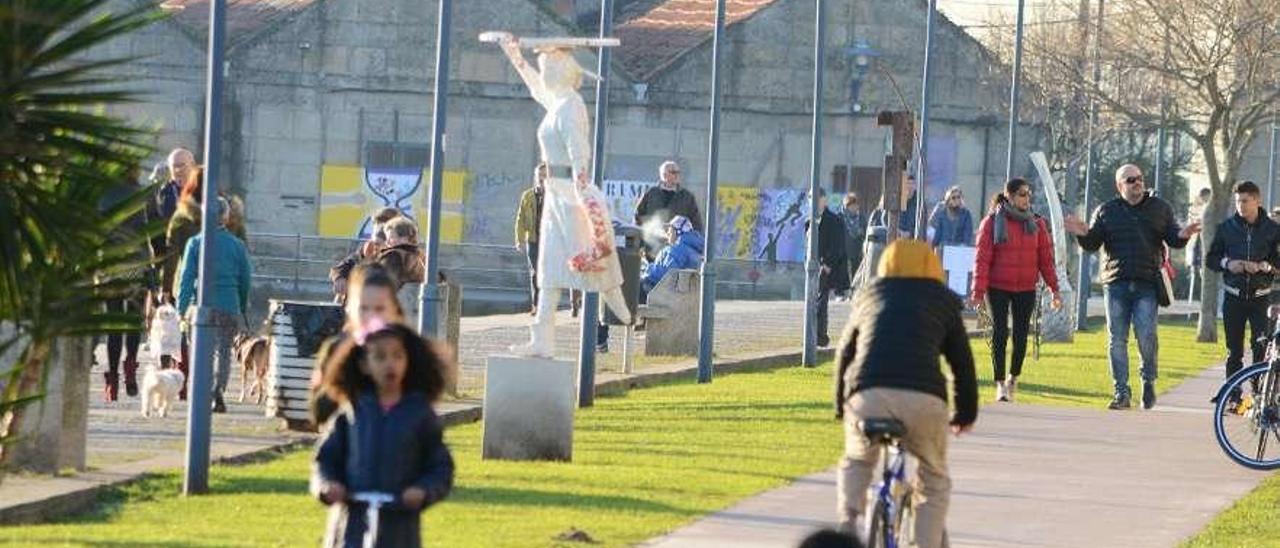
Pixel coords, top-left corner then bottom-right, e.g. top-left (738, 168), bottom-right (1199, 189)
top-left (1030, 151), bottom-right (1076, 341)
top-left (485, 32), bottom-right (632, 358)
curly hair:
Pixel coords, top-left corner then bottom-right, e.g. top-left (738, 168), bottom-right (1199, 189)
top-left (320, 323), bottom-right (448, 405)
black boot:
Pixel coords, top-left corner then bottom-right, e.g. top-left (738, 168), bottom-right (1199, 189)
top-left (103, 371), bottom-right (119, 403)
top-left (123, 358), bottom-right (139, 398)
top-left (1108, 391), bottom-right (1131, 410)
top-left (212, 393), bottom-right (227, 414)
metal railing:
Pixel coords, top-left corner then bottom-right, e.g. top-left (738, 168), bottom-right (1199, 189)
top-left (245, 232), bottom-right (795, 297)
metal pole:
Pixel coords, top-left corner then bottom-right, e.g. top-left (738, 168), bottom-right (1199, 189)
top-left (914, 0), bottom-right (938, 239)
top-left (293, 232), bottom-right (301, 291)
top-left (1268, 118), bottom-right (1278, 209)
top-left (183, 0), bottom-right (227, 496)
top-left (418, 0), bottom-right (452, 337)
top-left (1076, 0), bottom-right (1104, 330)
top-left (802, 0), bottom-right (827, 367)
top-left (980, 124), bottom-right (991, 204)
top-left (1153, 29), bottom-right (1169, 195)
top-left (696, 0), bottom-right (728, 383)
top-left (578, 0), bottom-right (615, 407)
top-left (1004, 0), bottom-right (1026, 183)
top-left (1154, 113), bottom-right (1166, 195)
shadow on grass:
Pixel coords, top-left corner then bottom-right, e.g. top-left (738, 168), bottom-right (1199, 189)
top-left (448, 485), bottom-right (697, 516)
top-left (25, 541), bottom-right (216, 548)
top-left (214, 475), bottom-right (308, 496)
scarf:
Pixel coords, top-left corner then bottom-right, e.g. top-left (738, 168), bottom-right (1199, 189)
top-left (993, 202), bottom-right (1037, 244)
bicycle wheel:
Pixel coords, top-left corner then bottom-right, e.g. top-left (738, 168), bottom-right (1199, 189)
top-left (865, 498), bottom-right (891, 548)
top-left (1213, 363), bottom-right (1280, 470)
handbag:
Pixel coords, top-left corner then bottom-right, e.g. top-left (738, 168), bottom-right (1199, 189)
top-left (1157, 253), bottom-right (1175, 307)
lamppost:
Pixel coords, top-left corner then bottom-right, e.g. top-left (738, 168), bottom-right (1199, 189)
top-left (846, 39), bottom-right (877, 113)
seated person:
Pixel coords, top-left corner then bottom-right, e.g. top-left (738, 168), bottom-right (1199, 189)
top-left (640, 215), bottom-right (704, 293)
top-left (375, 217), bottom-right (426, 289)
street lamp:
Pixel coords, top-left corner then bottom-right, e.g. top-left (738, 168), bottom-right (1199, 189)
top-left (845, 39), bottom-right (877, 113)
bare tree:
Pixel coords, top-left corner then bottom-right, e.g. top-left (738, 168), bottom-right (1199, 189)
top-left (1022, 0), bottom-right (1280, 341)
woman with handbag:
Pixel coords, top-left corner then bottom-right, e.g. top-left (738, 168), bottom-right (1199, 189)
top-left (971, 178), bottom-right (1062, 403)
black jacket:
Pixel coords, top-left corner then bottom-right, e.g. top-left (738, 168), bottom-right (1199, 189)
top-left (816, 208), bottom-right (850, 291)
top-left (1207, 208), bottom-right (1280, 299)
top-left (1075, 194), bottom-right (1189, 285)
top-left (634, 185), bottom-right (703, 232)
top-left (835, 278), bottom-right (978, 426)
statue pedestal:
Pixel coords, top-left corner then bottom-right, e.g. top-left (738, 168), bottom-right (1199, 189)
top-left (1041, 268), bottom-right (1076, 343)
top-left (482, 355), bottom-right (575, 461)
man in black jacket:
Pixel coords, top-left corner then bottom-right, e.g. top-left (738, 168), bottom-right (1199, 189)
top-left (835, 239), bottom-right (977, 547)
top-left (634, 160), bottom-right (702, 260)
top-left (1207, 181), bottom-right (1280, 403)
top-left (813, 189), bottom-right (849, 347)
top-left (1065, 164), bottom-right (1201, 410)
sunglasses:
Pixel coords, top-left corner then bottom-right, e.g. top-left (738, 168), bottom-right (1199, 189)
top-left (1124, 175), bottom-right (1144, 185)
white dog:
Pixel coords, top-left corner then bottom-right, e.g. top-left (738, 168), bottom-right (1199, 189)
top-left (140, 364), bottom-right (185, 418)
top-left (149, 304), bottom-right (182, 368)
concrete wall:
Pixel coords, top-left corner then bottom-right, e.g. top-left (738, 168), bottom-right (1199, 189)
top-left (90, 0), bottom-right (206, 164)
top-left (100, 0), bottom-right (1044, 307)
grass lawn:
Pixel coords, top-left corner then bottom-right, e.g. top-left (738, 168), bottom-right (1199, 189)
top-left (0, 318), bottom-right (1221, 547)
top-left (1181, 472), bottom-right (1280, 547)
top-left (0, 365), bottom-right (846, 547)
top-left (969, 319), bottom-right (1221, 408)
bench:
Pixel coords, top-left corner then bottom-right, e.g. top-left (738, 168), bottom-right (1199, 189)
top-left (639, 268), bottom-right (701, 357)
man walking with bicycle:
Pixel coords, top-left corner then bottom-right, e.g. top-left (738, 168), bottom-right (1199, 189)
top-left (1207, 181), bottom-right (1280, 405)
top-left (835, 239), bottom-right (978, 548)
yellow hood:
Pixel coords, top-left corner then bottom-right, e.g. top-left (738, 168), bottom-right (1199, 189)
top-left (877, 239), bottom-right (945, 283)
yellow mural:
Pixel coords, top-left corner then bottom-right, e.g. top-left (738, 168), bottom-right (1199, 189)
top-left (318, 165), bottom-right (468, 243)
top-left (717, 185), bottom-right (760, 258)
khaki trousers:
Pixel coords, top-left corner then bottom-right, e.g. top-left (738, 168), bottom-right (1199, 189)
top-left (837, 387), bottom-right (951, 548)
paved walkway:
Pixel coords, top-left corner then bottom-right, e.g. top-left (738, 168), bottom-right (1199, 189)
top-left (643, 364), bottom-right (1262, 548)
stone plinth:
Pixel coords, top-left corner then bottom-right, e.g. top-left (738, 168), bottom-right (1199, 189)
top-left (482, 356), bottom-right (575, 461)
top-left (642, 269), bottom-right (700, 357)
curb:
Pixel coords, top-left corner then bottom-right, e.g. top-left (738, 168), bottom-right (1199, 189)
top-left (0, 347), bottom-right (830, 526)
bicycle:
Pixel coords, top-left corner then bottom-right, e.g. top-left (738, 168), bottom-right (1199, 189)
top-left (860, 418), bottom-right (915, 548)
top-left (351, 491), bottom-right (396, 548)
top-left (1213, 307), bottom-right (1280, 470)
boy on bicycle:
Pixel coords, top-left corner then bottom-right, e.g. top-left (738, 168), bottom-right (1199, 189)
top-left (835, 239), bottom-right (979, 547)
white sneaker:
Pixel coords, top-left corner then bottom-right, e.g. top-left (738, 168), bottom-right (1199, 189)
top-left (1007, 376), bottom-right (1018, 402)
top-left (995, 380), bottom-right (1008, 402)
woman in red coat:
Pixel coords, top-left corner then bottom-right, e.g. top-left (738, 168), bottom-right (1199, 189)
top-left (971, 178), bottom-right (1063, 402)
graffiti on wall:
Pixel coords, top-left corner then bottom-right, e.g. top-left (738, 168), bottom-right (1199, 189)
top-left (716, 186), bottom-right (760, 259)
top-left (603, 180), bottom-right (656, 225)
top-left (753, 189), bottom-right (810, 263)
top-left (318, 165), bottom-right (467, 242)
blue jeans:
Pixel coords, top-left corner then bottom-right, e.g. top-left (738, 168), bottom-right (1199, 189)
top-left (1104, 281), bottom-right (1159, 395)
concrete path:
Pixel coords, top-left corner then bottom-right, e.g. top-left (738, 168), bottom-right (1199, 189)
top-left (643, 364), bottom-right (1265, 548)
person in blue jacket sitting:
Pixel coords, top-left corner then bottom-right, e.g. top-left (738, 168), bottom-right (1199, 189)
top-left (597, 215), bottom-right (705, 354)
top-left (641, 215), bottom-right (705, 293)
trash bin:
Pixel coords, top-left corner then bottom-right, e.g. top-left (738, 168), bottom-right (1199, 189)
top-left (603, 222), bottom-right (643, 325)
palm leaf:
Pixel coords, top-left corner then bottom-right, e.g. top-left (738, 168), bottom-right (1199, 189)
top-left (0, 0), bottom-right (163, 457)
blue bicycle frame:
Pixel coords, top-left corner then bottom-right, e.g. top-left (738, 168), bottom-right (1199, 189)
top-left (869, 441), bottom-right (910, 548)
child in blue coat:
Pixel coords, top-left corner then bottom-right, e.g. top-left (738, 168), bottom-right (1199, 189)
top-left (313, 320), bottom-right (455, 548)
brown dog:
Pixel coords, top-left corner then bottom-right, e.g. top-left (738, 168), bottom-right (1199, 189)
top-left (233, 333), bottom-right (270, 404)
